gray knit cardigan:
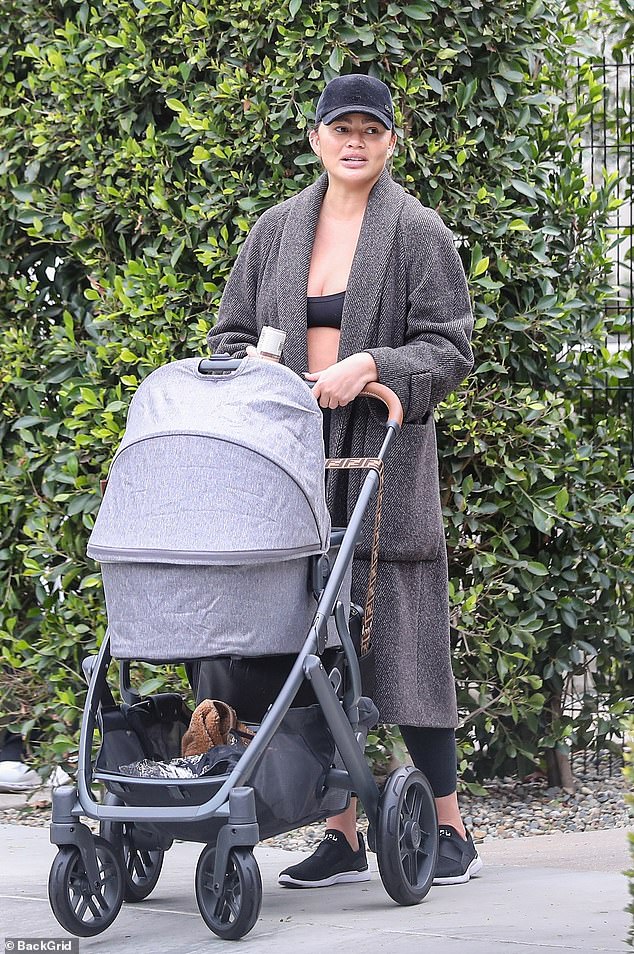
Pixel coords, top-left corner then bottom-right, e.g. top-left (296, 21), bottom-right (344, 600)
top-left (207, 167), bottom-right (474, 728)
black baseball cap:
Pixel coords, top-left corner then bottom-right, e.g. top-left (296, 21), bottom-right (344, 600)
top-left (315, 74), bottom-right (394, 129)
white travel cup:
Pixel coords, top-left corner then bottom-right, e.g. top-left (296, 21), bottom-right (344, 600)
top-left (256, 326), bottom-right (286, 362)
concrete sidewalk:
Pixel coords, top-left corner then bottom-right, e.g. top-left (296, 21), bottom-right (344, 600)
top-left (0, 824), bottom-right (630, 953)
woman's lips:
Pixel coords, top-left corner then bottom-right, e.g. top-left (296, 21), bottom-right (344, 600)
top-left (341, 156), bottom-right (367, 164)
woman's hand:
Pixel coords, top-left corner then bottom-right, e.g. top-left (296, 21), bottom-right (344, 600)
top-left (305, 353), bottom-right (378, 409)
top-left (245, 344), bottom-right (277, 362)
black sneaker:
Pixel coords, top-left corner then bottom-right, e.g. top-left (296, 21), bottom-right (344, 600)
top-left (433, 825), bottom-right (483, 885)
top-left (278, 830), bottom-right (370, 888)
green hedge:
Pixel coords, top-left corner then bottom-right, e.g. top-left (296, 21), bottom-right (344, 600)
top-left (1, 0), bottom-right (632, 779)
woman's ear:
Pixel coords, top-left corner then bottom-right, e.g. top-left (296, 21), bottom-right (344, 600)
top-left (309, 129), bottom-right (321, 156)
top-left (387, 132), bottom-right (397, 157)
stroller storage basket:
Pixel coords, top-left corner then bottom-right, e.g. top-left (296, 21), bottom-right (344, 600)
top-left (95, 695), bottom-right (349, 839)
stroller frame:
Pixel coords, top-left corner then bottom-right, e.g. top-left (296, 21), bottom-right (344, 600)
top-left (49, 359), bottom-right (439, 940)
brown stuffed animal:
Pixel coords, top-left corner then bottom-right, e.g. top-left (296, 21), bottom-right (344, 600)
top-left (181, 699), bottom-right (237, 757)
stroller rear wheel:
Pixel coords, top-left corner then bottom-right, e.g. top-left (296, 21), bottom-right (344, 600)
top-left (100, 818), bottom-right (164, 902)
top-left (195, 844), bottom-right (262, 940)
top-left (100, 795), bottom-right (164, 902)
top-left (48, 834), bottom-right (124, 937)
top-left (376, 765), bottom-right (438, 905)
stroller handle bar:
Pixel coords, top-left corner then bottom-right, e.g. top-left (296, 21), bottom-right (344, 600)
top-left (198, 356), bottom-right (403, 430)
top-left (358, 382), bottom-right (403, 429)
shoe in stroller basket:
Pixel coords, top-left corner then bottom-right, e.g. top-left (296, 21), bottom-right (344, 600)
top-left (47, 355), bottom-right (439, 941)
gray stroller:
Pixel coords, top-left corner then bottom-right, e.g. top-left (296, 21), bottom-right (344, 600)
top-left (47, 355), bottom-right (439, 941)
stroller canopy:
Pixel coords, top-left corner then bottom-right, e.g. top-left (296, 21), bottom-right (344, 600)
top-left (87, 358), bottom-right (330, 566)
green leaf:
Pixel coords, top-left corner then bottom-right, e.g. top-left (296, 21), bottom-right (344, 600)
top-left (402, 4), bottom-right (432, 20)
top-left (491, 78), bottom-right (507, 106)
top-left (561, 609), bottom-right (577, 629)
top-left (498, 63), bottom-right (525, 83)
top-left (532, 506), bottom-right (553, 534)
top-left (294, 152), bottom-right (319, 166)
top-left (237, 196), bottom-right (259, 211)
top-left (14, 415), bottom-right (45, 429)
top-left (138, 677), bottom-right (166, 695)
top-left (555, 487), bottom-right (569, 512)
top-left (329, 47), bottom-right (344, 72)
top-left (11, 187), bottom-right (34, 203)
top-left (527, 561), bottom-right (549, 576)
top-left (79, 388), bottom-right (100, 406)
top-left (426, 74), bottom-right (443, 95)
top-left (165, 98), bottom-right (186, 113)
top-left (191, 146), bottom-right (211, 163)
top-left (510, 179), bottom-right (537, 199)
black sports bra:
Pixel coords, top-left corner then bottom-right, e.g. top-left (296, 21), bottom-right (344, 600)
top-left (306, 290), bottom-right (345, 330)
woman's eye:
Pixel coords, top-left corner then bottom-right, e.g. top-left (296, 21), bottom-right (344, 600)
top-left (332, 124), bottom-right (381, 134)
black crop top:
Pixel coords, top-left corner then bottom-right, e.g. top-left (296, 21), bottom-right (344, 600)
top-left (306, 290), bottom-right (345, 329)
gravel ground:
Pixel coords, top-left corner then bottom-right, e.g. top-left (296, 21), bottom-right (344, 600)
top-left (1, 756), bottom-right (630, 851)
top-left (262, 757), bottom-right (631, 852)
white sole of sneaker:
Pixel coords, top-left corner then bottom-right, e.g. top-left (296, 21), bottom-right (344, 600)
top-left (433, 854), bottom-right (483, 886)
top-left (0, 782), bottom-right (41, 793)
top-left (278, 869), bottom-right (371, 888)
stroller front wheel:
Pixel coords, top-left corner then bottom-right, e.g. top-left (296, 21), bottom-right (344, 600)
top-left (195, 844), bottom-right (262, 940)
top-left (48, 835), bottom-right (124, 937)
top-left (376, 765), bottom-right (438, 905)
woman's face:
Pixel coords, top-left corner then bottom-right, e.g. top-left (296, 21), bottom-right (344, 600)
top-left (309, 112), bottom-right (396, 189)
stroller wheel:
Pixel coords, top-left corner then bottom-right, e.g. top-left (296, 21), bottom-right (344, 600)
top-left (48, 834), bottom-right (124, 937)
top-left (195, 845), bottom-right (262, 940)
top-left (376, 765), bottom-right (438, 906)
top-left (100, 818), bottom-right (164, 902)
top-left (100, 791), bottom-right (165, 902)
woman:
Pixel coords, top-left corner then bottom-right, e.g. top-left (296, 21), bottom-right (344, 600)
top-left (207, 74), bottom-right (480, 887)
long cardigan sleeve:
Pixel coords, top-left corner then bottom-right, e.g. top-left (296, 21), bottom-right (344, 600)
top-left (207, 208), bottom-right (280, 356)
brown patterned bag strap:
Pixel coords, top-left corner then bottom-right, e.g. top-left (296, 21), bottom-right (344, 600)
top-left (325, 457), bottom-right (384, 655)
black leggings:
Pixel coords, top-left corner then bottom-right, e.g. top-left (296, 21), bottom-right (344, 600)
top-left (0, 730), bottom-right (26, 762)
top-left (398, 725), bottom-right (457, 798)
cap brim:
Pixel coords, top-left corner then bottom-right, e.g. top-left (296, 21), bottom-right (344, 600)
top-left (320, 106), bottom-right (393, 129)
